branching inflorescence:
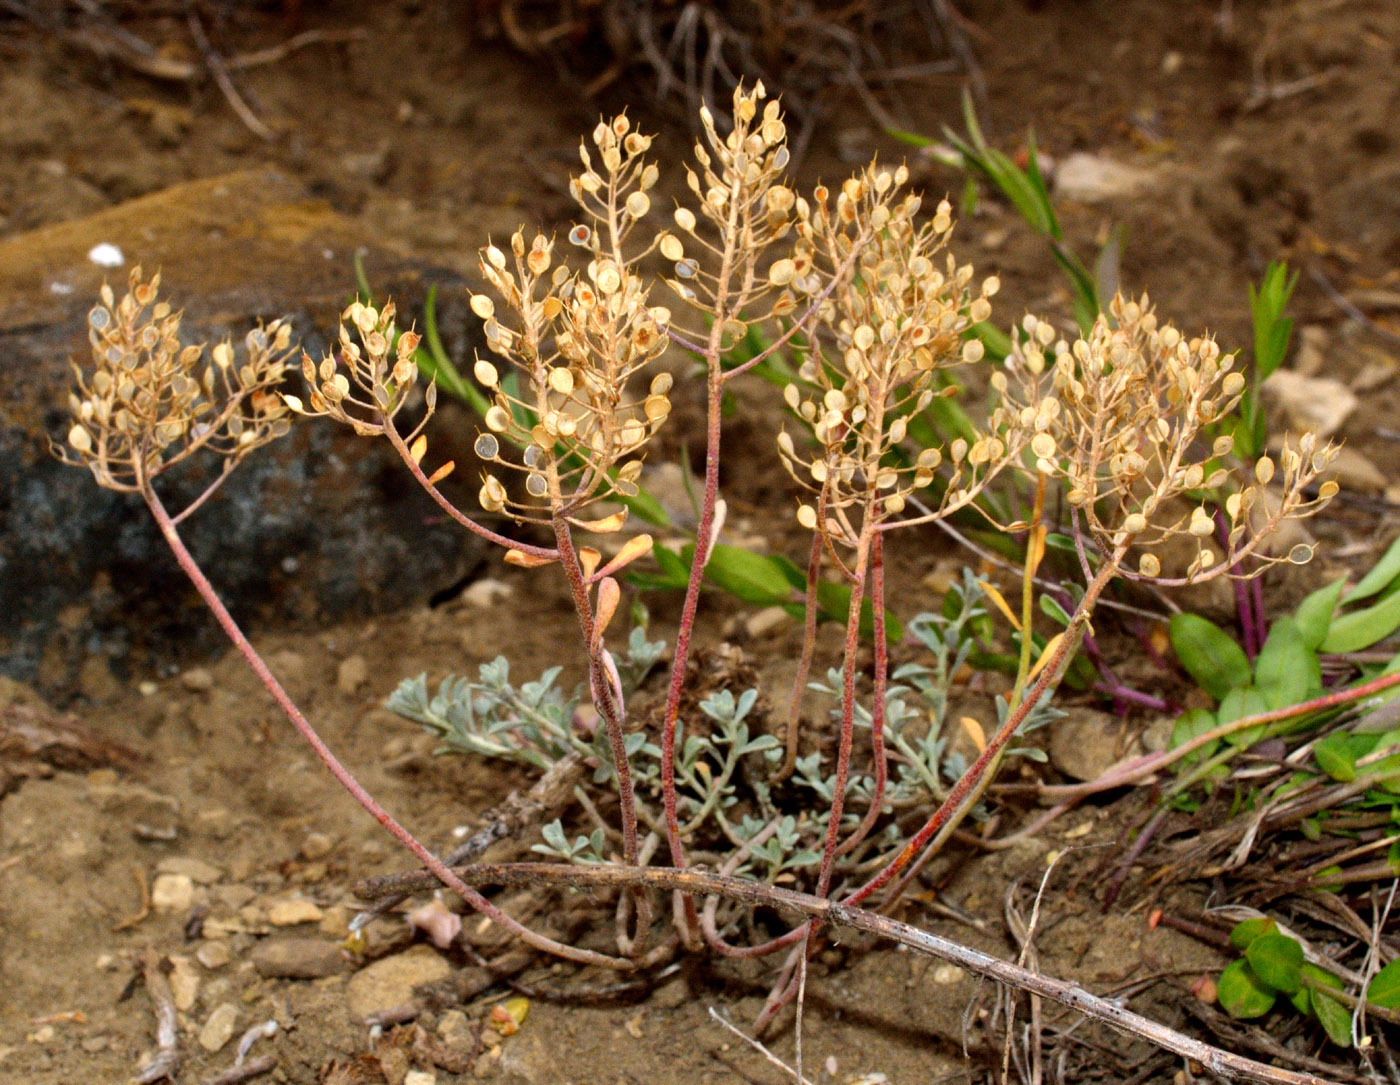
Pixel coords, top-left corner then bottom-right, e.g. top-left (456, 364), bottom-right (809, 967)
top-left (55, 83), bottom-right (1340, 1080)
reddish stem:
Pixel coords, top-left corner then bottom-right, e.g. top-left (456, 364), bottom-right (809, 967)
top-left (142, 484), bottom-right (627, 971)
top-left (815, 528), bottom-right (871, 899)
top-left (848, 559), bottom-right (1118, 908)
top-left (837, 531), bottom-right (888, 859)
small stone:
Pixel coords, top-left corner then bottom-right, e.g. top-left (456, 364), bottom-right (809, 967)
top-left (27, 1025), bottom-right (54, 1044)
top-left (1262, 369), bottom-right (1357, 438)
top-left (180, 667), bottom-right (215, 692)
top-left (151, 873), bottom-right (194, 912)
top-left (138, 680), bottom-right (159, 696)
top-left (744, 605), bottom-right (791, 639)
top-left (251, 937), bottom-right (346, 980)
top-left (437, 1009), bottom-right (473, 1049)
top-left (460, 578), bottom-right (513, 608)
top-left (301, 831), bottom-right (334, 861)
top-left (157, 856), bottom-right (224, 885)
top-left (933, 964), bottom-right (964, 985)
top-left (345, 945), bottom-right (453, 1019)
top-left (80, 1035), bottom-right (108, 1054)
top-left (196, 941), bottom-right (232, 970)
top-left (319, 905), bottom-right (352, 940)
top-left (169, 955), bottom-right (200, 1011)
top-left (268, 898), bottom-right (324, 926)
top-left (1294, 325), bottom-right (1329, 376)
top-left (199, 1003), bottom-right (240, 1053)
top-left (1054, 153), bottom-right (1156, 203)
top-left (337, 655), bottom-right (369, 695)
top-left (404, 1073), bottom-right (437, 1085)
top-left (78, 655), bottom-right (122, 702)
top-left (1049, 711), bottom-right (1138, 783)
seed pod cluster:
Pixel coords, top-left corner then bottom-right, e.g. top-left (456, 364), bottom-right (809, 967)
top-left (657, 82), bottom-right (802, 350)
top-left (283, 300), bottom-right (422, 440)
top-left (778, 172), bottom-right (1014, 549)
top-left (996, 293), bottom-right (1339, 581)
top-left (57, 267), bottom-right (293, 491)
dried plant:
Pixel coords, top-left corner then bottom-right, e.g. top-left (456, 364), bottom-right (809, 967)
top-left (55, 86), bottom-right (1342, 1083)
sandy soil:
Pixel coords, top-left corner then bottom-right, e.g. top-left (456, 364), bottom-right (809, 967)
top-left (2, 1), bottom-right (1398, 1081)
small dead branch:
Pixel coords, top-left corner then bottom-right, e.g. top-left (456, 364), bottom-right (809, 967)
top-left (133, 949), bottom-right (181, 1084)
top-left (708, 1007), bottom-right (816, 1085)
top-left (111, 863), bottom-right (152, 932)
top-left (357, 861), bottom-right (1334, 1085)
top-left (202, 1055), bottom-right (276, 1085)
top-left (351, 751), bottom-right (585, 932)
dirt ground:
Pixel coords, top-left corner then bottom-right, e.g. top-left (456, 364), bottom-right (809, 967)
top-left (2, 1), bottom-right (1399, 1082)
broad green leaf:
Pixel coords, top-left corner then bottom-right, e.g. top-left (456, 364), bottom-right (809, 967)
top-left (1170, 614), bottom-right (1251, 701)
top-left (649, 544), bottom-right (691, 587)
top-left (703, 545), bottom-right (796, 606)
top-left (1219, 687), bottom-right (1270, 748)
top-left (1313, 734), bottom-right (1357, 782)
top-left (1253, 618), bottom-right (1319, 710)
top-left (1321, 590), bottom-right (1400, 653)
top-left (1304, 965), bottom-right (1352, 1047)
top-left (1246, 932), bottom-right (1303, 994)
top-left (1230, 917), bottom-right (1276, 950)
top-left (1295, 577), bottom-right (1346, 650)
top-left (1346, 534), bottom-right (1400, 604)
top-left (1218, 959), bottom-right (1277, 1019)
top-left (1368, 958), bottom-right (1400, 1009)
top-left (813, 579), bottom-right (904, 644)
top-left (1039, 595), bottom-right (1071, 626)
top-left (1170, 707), bottom-right (1220, 767)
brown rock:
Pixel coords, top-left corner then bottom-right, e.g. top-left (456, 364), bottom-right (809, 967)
top-left (344, 945), bottom-right (453, 1019)
top-left (251, 937), bottom-right (347, 980)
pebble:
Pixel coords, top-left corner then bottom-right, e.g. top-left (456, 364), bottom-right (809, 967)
top-left (404, 1073), bottom-right (437, 1085)
top-left (196, 941), bottom-right (233, 970)
top-left (933, 964), bottom-right (964, 985)
top-left (251, 937), bottom-right (347, 980)
top-left (151, 873), bottom-right (194, 912)
top-left (180, 667), bottom-right (215, 692)
top-left (156, 856), bottom-right (224, 885)
top-left (169, 955), bottom-right (200, 1011)
top-left (1053, 152), bottom-right (1156, 203)
top-left (460, 578), bottom-right (513, 608)
top-left (268, 898), bottom-right (324, 926)
top-left (437, 1009), bottom-right (473, 1050)
top-left (744, 605), bottom-right (791, 639)
top-left (337, 654), bottom-right (369, 694)
top-left (344, 945), bottom-right (453, 1019)
top-left (319, 905), bottom-right (352, 939)
top-left (301, 831), bottom-right (334, 861)
top-left (1327, 446), bottom-right (1386, 493)
top-left (1262, 369), bottom-right (1357, 437)
top-left (1049, 710), bottom-right (1138, 783)
top-left (198, 1003), bottom-right (240, 1053)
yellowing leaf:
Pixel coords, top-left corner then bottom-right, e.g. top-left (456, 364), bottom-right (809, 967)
top-left (595, 534), bottom-right (654, 581)
top-left (979, 579), bottom-right (1021, 632)
top-left (425, 460), bottom-right (455, 485)
top-left (569, 510), bottom-right (629, 534)
top-left (1027, 631), bottom-right (1065, 682)
top-left (577, 546), bottom-right (601, 580)
top-left (504, 549), bottom-right (556, 568)
top-left (410, 434), bottom-right (428, 464)
top-left (960, 716), bottom-right (986, 753)
top-left (1027, 523), bottom-right (1047, 579)
top-left (593, 577), bottom-right (621, 648)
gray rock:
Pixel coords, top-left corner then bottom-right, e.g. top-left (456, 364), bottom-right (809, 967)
top-left (251, 936), bottom-right (347, 979)
top-left (0, 168), bottom-right (484, 694)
